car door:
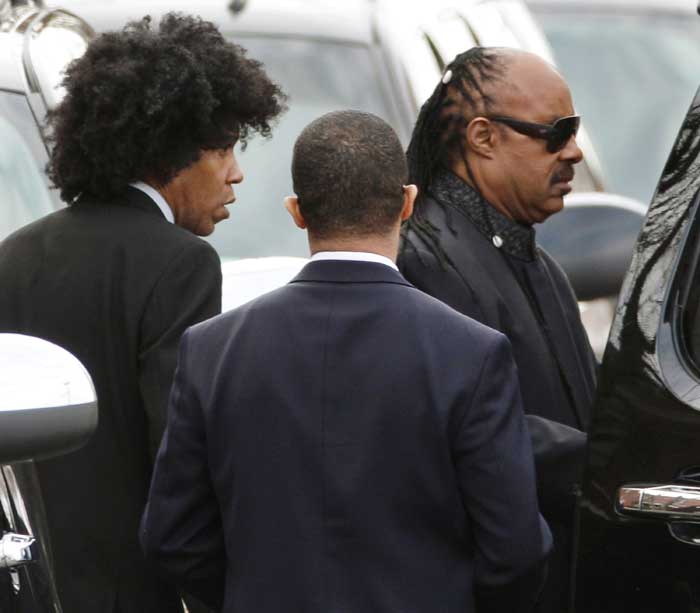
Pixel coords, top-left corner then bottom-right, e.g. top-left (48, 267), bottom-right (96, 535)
top-left (573, 86), bottom-right (700, 612)
top-left (1, 464), bottom-right (61, 613)
top-left (0, 332), bottom-right (98, 613)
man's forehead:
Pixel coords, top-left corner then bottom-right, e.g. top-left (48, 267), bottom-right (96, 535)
top-left (492, 52), bottom-right (574, 121)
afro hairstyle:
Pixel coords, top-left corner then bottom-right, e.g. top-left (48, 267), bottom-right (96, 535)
top-left (47, 12), bottom-right (286, 203)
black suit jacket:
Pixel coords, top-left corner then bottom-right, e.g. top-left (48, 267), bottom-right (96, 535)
top-left (141, 260), bottom-right (551, 613)
top-left (0, 187), bottom-right (221, 612)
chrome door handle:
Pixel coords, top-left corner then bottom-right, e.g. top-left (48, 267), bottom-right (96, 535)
top-left (617, 484), bottom-right (700, 520)
top-left (0, 532), bottom-right (37, 569)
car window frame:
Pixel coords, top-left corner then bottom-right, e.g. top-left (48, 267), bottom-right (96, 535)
top-left (651, 92), bottom-right (700, 409)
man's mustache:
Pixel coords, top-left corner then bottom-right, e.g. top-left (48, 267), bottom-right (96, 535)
top-left (551, 166), bottom-right (575, 185)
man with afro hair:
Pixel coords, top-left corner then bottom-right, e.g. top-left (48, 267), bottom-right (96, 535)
top-left (0, 12), bottom-right (285, 613)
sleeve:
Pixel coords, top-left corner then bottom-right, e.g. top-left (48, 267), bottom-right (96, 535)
top-left (140, 329), bottom-right (225, 611)
top-left (526, 414), bottom-right (587, 518)
top-left (453, 334), bottom-right (552, 613)
top-left (139, 240), bottom-right (222, 458)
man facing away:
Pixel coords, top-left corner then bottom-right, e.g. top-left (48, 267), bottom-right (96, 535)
top-left (141, 110), bottom-right (551, 613)
top-left (398, 47), bottom-right (598, 613)
top-left (0, 13), bottom-right (285, 612)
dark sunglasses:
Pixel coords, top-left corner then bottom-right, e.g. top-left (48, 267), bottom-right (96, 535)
top-left (488, 114), bottom-right (581, 153)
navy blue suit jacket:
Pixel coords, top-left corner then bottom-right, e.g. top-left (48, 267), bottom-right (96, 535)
top-left (141, 260), bottom-right (551, 612)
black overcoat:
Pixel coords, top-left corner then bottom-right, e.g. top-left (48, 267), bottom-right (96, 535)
top-left (0, 187), bottom-right (221, 612)
top-left (398, 176), bottom-right (598, 613)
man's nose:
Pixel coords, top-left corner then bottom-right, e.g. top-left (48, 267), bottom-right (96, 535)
top-left (228, 152), bottom-right (244, 185)
top-left (560, 136), bottom-right (583, 164)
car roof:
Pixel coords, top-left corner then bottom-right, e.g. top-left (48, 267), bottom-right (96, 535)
top-left (527, 0), bottom-right (695, 15)
top-left (53, 0), bottom-right (375, 44)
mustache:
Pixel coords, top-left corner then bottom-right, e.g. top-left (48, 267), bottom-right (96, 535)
top-left (551, 165), bottom-right (575, 185)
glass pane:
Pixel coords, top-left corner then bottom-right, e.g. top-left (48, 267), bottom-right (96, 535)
top-left (534, 11), bottom-right (700, 205)
top-left (0, 92), bottom-right (54, 241)
top-left (204, 37), bottom-right (395, 261)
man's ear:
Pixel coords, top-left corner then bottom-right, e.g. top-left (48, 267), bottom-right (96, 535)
top-left (400, 184), bottom-right (417, 221)
top-left (284, 195), bottom-right (307, 229)
top-left (465, 117), bottom-right (496, 158)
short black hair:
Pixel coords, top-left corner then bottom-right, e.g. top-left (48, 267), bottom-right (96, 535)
top-left (292, 111), bottom-right (407, 239)
top-left (403, 47), bottom-right (507, 267)
top-left (47, 12), bottom-right (286, 203)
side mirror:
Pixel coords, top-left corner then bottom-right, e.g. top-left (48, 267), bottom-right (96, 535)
top-left (538, 192), bottom-right (647, 301)
top-left (0, 333), bottom-right (97, 464)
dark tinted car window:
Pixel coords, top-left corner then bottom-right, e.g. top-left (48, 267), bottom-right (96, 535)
top-left (0, 91), bottom-right (55, 240)
top-left (204, 37), bottom-right (394, 261)
top-left (654, 98), bottom-right (700, 407)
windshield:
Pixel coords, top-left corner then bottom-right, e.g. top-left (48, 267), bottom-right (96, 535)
top-left (204, 36), bottom-right (395, 261)
top-left (0, 91), bottom-right (55, 241)
top-left (532, 10), bottom-right (700, 205)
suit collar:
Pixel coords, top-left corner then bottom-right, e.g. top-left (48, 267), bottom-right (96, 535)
top-left (310, 250), bottom-right (398, 271)
top-left (129, 182), bottom-right (175, 223)
top-left (120, 186), bottom-right (170, 220)
top-left (290, 260), bottom-right (413, 287)
top-left (75, 187), bottom-right (168, 220)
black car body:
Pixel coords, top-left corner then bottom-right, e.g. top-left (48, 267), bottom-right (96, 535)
top-left (573, 84), bottom-right (700, 612)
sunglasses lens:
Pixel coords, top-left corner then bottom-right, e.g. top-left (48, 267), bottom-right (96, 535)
top-left (548, 116), bottom-right (580, 153)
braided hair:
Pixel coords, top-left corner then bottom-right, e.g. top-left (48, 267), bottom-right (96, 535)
top-left (403, 47), bottom-right (507, 267)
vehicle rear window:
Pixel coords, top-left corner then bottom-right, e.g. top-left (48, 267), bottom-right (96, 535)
top-left (532, 10), bottom-right (700, 206)
top-left (0, 91), bottom-right (55, 240)
top-left (204, 37), bottom-right (396, 261)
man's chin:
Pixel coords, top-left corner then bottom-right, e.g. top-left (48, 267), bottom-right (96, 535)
top-left (194, 222), bottom-right (216, 237)
top-left (214, 205), bottom-right (232, 223)
top-left (533, 197), bottom-right (564, 223)
top-left (202, 208), bottom-right (231, 235)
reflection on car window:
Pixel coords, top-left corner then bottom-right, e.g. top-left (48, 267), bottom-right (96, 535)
top-left (0, 91), bottom-right (54, 241)
top-left (534, 12), bottom-right (700, 206)
top-left (650, 95), bottom-right (700, 409)
top-left (204, 37), bottom-right (395, 261)
top-left (684, 294), bottom-right (700, 374)
top-left (680, 201), bottom-right (700, 374)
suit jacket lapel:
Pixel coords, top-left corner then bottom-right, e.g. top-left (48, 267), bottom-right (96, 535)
top-left (422, 199), bottom-right (531, 331)
top-left (423, 197), bottom-right (588, 428)
top-left (528, 258), bottom-right (594, 428)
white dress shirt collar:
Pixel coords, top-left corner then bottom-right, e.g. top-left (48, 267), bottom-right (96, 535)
top-left (310, 251), bottom-right (398, 271)
top-left (129, 181), bottom-right (175, 224)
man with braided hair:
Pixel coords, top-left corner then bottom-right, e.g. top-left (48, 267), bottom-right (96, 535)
top-left (398, 47), bottom-right (596, 613)
top-left (0, 13), bottom-right (285, 612)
